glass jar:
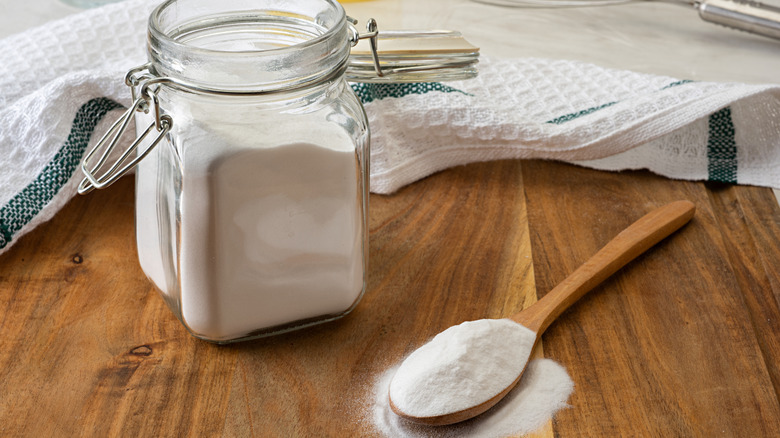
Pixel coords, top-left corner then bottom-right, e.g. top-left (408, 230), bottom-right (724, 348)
top-left (85, 0), bottom-right (370, 343)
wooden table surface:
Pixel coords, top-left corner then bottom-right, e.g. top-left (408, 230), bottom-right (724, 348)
top-left (2, 159), bottom-right (780, 436)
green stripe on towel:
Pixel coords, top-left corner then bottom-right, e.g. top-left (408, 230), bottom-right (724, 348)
top-left (546, 101), bottom-right (618, 125)
top-left (661, 79), bottom-right (694, 90)
top-left (0, 97), bottom-right (123, 249)
top-left (706, 107), bottom-right (737, 183)
top-left (351, 82), bottom-right (468, 104)
top-left (546, 80), bottom-right (694, 125)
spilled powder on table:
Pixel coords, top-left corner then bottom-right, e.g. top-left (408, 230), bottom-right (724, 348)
top-left (368, 359), bottom-right (574, 437)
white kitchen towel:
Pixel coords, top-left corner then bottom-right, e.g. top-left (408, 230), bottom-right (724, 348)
top-left (1, 0), bottom-right (779, 255)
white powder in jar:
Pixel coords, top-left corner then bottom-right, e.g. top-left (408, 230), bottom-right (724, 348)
top-left (389, 319), bottom-right (537, 418)
top-left (181, 144), bottom-right (363, 337)
top-left (135, 108), bottom-right (366, 341)
top-left (179, 140), bottom-right (364, 340)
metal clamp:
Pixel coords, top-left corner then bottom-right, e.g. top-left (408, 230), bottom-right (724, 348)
top-left (78, 17), bottom-right (478, 195)
top-left (348, 17), bottom-right (383, 77)
top-left (78, 73), bottom-right (172, 194)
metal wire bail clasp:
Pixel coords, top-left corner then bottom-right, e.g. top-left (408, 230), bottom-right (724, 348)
top-left (348, 17), bottom-right (382, 77)
top-left (78, 66), bottom-right (172, 195)
top-left (345, 18), bottom-right (479, 83)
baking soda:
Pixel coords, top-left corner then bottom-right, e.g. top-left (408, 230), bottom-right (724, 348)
top-left (135, 108), bottom-right (365, 340)
top-left (389, 319), bottom-right (537, 417)
top-left (181, 141), bottom-right (363, 339)
top-left (374, 318), bottom-right (574, 437)
top-left (373, 359), bottom-right (574, 437)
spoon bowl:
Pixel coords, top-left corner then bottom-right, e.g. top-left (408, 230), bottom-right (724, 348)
top-left (389, 200), bottom-right (696, 425)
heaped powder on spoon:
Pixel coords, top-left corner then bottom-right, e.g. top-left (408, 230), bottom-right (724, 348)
top-left (371, 318), bottom-right (574, 437)
top-left (389, 319), bottom-right (537, 417)
top-left (372, 359), bottom-right (574, 437)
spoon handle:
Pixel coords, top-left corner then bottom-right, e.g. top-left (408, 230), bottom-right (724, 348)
top-left (511, 200), bottom-right (695, 334)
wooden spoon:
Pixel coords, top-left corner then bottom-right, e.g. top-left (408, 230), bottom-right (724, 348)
top-left (389, 200), bottom-right (696, 426)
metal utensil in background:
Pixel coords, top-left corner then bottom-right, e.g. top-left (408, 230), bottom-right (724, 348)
top-left (696, 0), bottom-right (780, 40)
top-left (472, 0), bottom-right (780, 41)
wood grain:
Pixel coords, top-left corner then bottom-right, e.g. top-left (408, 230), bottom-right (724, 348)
top-left (522, 160), bottom-right (780, 436)
top-left (513, 200), bottom-right (695, 334)
top-left (706, 183), bottom-right (780, 399)
top-left (1, 159), bottom-right (779, 437)
top-left (0, 160), bottom-right (542, 437)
